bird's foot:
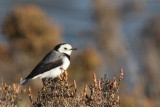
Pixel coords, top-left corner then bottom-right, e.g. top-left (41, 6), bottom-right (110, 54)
top-left (60, 67), bottom-right (66, 71)
top-left (59, 67), bottom-right (68, 81)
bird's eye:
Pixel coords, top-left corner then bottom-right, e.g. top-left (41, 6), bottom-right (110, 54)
top-left (64, 47), bottom-right (67, 50)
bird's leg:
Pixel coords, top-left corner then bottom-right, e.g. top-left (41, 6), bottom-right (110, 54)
top-left (60, 67), bottom-right (65, 72)
top-left (59, 67), bottom-right (64, 78)
top-left (60, 67), bottom-right (65, 75)
top-left (60, 67), bottom-right (68, 80)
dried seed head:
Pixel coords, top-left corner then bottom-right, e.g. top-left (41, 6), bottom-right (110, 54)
top-left (73, 80), bottom-right (77, 89)
top-left (92, 88), bottom-right (95, 93)
top-left (93, 73), bottom-right (97, 87)
top-left (14, 94), bottom-right (16, 99)
top-left (120, 68), bottom-right (123, 77)
top-left (64, 71), bottom-right (68, 80)
top-left (93, 73), bottom-right (96, 79)
top-left (83, 84), bottom-right (87, 99)
top-left (119, 68), bottom-right (124, 85)
top-left (61, 81), bottom-right (64, 85)
top-left (28, 86), bottom-right (31, 93)
top-left (111, 94), bottom-right (115, 99)
top-left (84, 84), bottom-right (87, 92)
top-left (13, 83), bottom-right (16, 91)
top-left (98, 79), bottom-right (101, 91)
top-left (116, 95), bottom-right (120, 103)
top-left (58, 75), bottom-right (62, 80)
top-left (112, 79), bottom-right (117, 89)
top-left (15, 85), bottom-right (20, 94)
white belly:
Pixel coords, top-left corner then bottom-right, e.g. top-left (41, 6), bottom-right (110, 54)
top-left (33, 57), bottom-right (70, 79)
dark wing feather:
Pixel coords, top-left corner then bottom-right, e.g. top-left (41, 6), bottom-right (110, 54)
top-left (25, 50), bottom-right (64, 79)
top-left (26, 58), bottom-right (63, 79)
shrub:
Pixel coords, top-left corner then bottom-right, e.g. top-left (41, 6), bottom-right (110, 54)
top-left (28, 69), bottom-right (123, 107)
top-left (0, 69), bottom-right (123, 106)
top-left (0, 78), bottom-right (26, 106)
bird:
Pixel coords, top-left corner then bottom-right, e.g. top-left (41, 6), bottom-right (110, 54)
top-left (20, 43), bottom-right (77, 85)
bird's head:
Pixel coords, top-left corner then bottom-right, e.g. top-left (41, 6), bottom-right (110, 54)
top-left (54, 43), bottom-right (77, 55)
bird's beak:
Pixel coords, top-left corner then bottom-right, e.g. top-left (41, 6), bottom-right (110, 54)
top-left (71, 48), bottom-right (77, 50)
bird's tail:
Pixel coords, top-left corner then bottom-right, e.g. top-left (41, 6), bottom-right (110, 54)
top-left (20, 78), bottom-right (30, 85)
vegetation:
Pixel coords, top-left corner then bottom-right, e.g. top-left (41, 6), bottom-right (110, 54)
top-left (0, 69), bottom-right (123, 106)
top-left (0, 78), bottom-right (26, 106)
top-left (2, 5), bottom-right (61, 55)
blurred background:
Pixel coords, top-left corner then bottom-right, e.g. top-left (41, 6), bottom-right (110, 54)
top-left (0, 0), bottom-right (160, 106)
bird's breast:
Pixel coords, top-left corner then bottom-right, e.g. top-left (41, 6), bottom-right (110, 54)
top-left (61, 56), bottom-right (70, 70)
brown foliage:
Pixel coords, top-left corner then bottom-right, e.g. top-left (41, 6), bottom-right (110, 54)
top-left (2, 5), bottom-right (61, 55)
top-left (0, 69), bottom-right (123, 106)
top-left (0, 78), bottom-right (26, 107)
top-left (27, 69), bottom-right (123, 107)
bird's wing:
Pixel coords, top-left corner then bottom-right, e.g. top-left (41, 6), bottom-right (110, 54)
top-left (26, 51), bottom-right (63, 79)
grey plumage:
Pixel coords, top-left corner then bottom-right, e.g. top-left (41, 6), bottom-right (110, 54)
top-left (20, 51), bottom-right (66, 85)
top-left (20, 43), bottom-right (76, 85)
top-left (42, 50), bottom-right (65, 64)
